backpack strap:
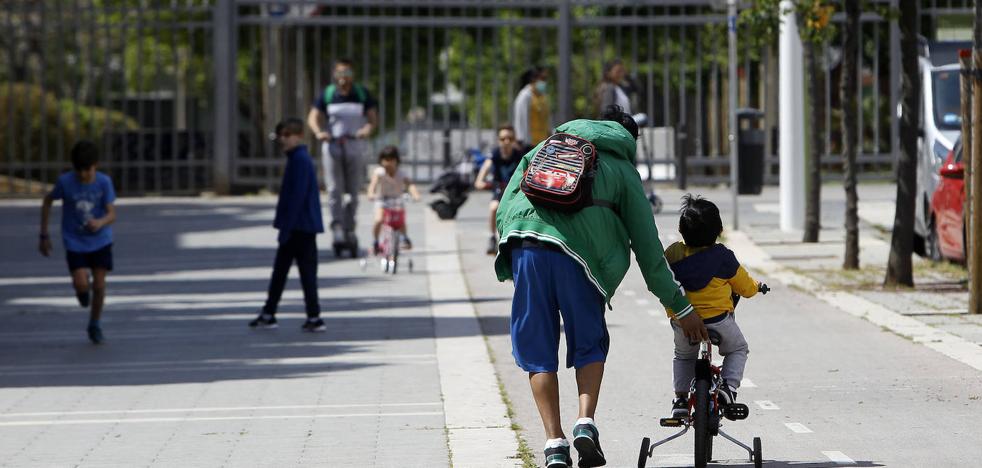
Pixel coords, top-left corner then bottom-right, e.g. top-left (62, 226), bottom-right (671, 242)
top-left (592, 198), bottom-right (620, 216)
top-left (324, 84), bottom-right (367, 103)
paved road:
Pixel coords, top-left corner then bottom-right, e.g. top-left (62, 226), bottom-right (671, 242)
top-left (0, 198), bottom-right (453, 467)
top-left (458, 184), bottom-right (982, 467)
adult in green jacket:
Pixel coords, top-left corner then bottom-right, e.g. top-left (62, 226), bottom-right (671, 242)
top-left (495, 107), bottom-right (708, 467)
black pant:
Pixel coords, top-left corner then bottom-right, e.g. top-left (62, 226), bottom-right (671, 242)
top-left (263, 231), bottom-right (320, 318)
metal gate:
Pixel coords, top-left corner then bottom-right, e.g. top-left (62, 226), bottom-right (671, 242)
top-left (1, 0), bottom-right (974, 196)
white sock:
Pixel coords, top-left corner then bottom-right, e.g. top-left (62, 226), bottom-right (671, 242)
top-left (575, 417), bottom-right (596, 427)
top-left (544, 438), bottom-right (569, 449)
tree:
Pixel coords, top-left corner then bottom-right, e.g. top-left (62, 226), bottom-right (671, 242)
top-left (884, 0), bottom-right (919, 287)
top-left (797, 0), bottom-right (835, 243)
top-left (841, 0), bottom-right (861, 269)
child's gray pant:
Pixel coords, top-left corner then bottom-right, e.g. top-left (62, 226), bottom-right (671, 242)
top-left (671, 313), bottom-right (749, 393)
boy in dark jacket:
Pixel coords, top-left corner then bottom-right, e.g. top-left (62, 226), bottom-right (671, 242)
top-left (249, 118), bottom-right (326, 332)
top-left (664, 195), bottom-right (762, 418)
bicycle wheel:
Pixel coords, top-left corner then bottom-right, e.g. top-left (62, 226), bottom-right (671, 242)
top-left (693, 364), bottom-right (712, 468)
top-left (391, 236), bottom-right (400, 274)
top-left (753, 437), bottom-right (762, 468)
top-left (637, 437), bottom-right (650, 468)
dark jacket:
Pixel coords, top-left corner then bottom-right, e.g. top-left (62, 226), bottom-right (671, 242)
top-left (274, 144), bottom-right (324, 242)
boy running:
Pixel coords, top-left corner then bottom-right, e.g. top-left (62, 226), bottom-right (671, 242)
top-left (39, 140), bottom-right (117, 344)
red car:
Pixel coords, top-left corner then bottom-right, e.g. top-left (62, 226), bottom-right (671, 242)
top-left (928, 138), bottom-right (966, 262)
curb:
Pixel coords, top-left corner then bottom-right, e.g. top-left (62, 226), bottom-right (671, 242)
top-left (425, 209), bottom-right (523, 467)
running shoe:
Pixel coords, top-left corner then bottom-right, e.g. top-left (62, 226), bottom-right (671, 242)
top-left (77, 291), bottom-right (90, 308)
top-left (718, 380), bottom-right (738, 407)
top-left (486, 236), bottom-right (497, 255)
top-left (248, 313), bottom-right (278, 329)
top-left (545, 443), bottom-right (573, 468)
top-left (572, 421), bottom-right (606, 467)
top-left (87, 324), bottom-right (104, 344)
top-left (671, 397), bottom-right (689, 418)
top-left (302, 318), bottom-right (326, 333)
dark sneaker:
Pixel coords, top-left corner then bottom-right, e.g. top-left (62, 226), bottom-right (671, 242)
top-left (545, 443), bottom-right (573, 468)
top-left (87, 325), bottom-right (104, 344)
top-left (401, 236), bottom-right (413, 250)
top-left (302, 318), bottom-right (326, 333)
top-left (671, 397), bottom-right (689, 418)
top-left (372, 240), bottom-right (380, 255)
top-left (486, 236), bottom-right (497, 255)
top-left (718, 381), bottom-right (738, 407)
top-left (76, 291), bottom-right (90, 308)
top-left (572, 422), bottom-right (606, 467)
top-left (248, 313), bottom-right (278, 329)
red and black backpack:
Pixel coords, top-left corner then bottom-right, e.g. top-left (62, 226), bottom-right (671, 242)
top-left (520, 133), bottom-right (598, 213)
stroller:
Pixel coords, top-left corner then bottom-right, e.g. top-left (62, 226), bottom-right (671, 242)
top-left (429, 149), bottom-right (477, 220)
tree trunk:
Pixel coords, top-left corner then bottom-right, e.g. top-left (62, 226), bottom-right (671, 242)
top-left (803, 40), bottom-right (825, 243)
top-left (841, 0), bottom-right (861, 269)
top-left (885, 0), bottom-right (919, 287)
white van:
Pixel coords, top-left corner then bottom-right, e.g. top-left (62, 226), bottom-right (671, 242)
top-left (914, 40), bottom-right (967, 258)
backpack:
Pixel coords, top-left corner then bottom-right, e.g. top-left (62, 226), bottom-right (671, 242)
top-left (324, 83), bottom-right (367, 103)
top-left (520, 132), bottom-right (598, 213)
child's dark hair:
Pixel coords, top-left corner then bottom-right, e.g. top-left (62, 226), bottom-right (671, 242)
top-left (378, 145), bottom-right (400, 163)
top-left (70, 140), bottom-right (99, 171)
top-left (275, 118), bottom-right (305, 138)
top-left (678, 194), bottom-right (723, 247)
top-left (600, 104), bottom-right (638, 140)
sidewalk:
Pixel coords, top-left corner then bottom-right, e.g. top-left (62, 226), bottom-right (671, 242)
top-left (0, 195), bottom-right (519, 467)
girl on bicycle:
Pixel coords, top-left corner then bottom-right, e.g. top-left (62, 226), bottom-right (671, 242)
top-left (367, 146), bottom-right (420, 254)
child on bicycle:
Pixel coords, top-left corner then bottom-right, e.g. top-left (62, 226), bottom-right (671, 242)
top-left (664, 194), bottom-right (761, 418)
top-left (367, 146), bottom-right (420, 254)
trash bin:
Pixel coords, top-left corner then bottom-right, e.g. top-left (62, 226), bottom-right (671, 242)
top-left (736, 108), bottom-right (765, 195)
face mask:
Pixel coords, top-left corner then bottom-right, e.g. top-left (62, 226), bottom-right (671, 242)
top-left (534, 80), bottom-right (547, 94)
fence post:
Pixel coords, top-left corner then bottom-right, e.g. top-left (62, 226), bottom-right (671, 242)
top-left (212, 0), bottom-right (236, 194)
top-left (557, 0), bottom-right (572, 123)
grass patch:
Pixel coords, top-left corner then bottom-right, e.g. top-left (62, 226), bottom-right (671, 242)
top-left (485, 337), bottom-right (537, 468)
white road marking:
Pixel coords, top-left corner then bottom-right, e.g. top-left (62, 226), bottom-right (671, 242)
top-left (0, 402), bottom-right (443, 418)
top-left (0, 412), bottom-right (444, 427)
top-left (784, 422), bottom-right (813, 433)
top-left (740, 378), bottom-right (757, 388)
top-left (822, 450), bottom-right (856, 464)
top-left (755, 400), bottom-right (780, 410)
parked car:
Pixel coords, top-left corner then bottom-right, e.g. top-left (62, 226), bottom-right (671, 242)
top-left (913, 40), bottom-right (969, 257)
top-left (927, 137), bottom-right (966, 262)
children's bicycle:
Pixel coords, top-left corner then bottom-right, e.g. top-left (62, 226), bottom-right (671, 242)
top-left (638, 283), bottom-right (770, 468)
top-left (372, 195), bottom-right (413, 274)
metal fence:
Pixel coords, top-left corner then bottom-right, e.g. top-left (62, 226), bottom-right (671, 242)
top-left (0, 0), bottom-right (975, 196)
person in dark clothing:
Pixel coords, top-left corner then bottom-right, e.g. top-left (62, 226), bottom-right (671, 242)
top-left (249, 118), bottom-right (326, 332)
top-left (475, 124), bottom-right (524, 255)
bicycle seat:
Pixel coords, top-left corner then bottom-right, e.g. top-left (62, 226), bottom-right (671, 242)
top-left (688, 329), bottom-right (723, 346)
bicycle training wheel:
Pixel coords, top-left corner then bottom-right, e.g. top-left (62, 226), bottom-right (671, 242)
top-left (753, 437), bottom-right (762, 468)
top-left (637, 437), bottom-right (650, 468)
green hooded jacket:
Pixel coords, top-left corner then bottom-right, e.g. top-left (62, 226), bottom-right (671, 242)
top-left (494, 119), bottom-right (694, 318)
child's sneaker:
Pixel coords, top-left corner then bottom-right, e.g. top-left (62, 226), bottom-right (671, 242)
top-left (717, 380), bottom-right (738, 407)
top-left (401, 235), bottom-right (413, 250)
top-left (572, 418), bottom-right (606, 467)
top-left (76, 291), bottom-right (90, 308)
top-left (544, 441), bottom-right (573, 468)
top-left (301, 318), bottom-right (326, 333)
top-left (86, 324), bottom-right (104, 344)
top-left (248, 312), bottom-right (278, 329)
top-left (372, 240), bottom-right (380, 255)
top-left (671, 397), bottom-right (689, 418)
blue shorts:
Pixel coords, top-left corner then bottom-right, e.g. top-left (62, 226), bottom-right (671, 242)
top-left (66, 243), bottom-right (114, 273)
top-left (510, 244), bottom-right (608, 373)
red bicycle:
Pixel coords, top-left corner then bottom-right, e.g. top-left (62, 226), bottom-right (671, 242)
top-left (370, 196), bottom-right (412, 274)
top-left (638, 284), bottom-right (770, 468)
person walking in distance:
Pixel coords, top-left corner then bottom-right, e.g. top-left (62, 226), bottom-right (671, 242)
top-left (594, 59), bottom-right (632, 117)
top-left (249, 119), bottom-right (326, 333)
top-left (513, 66), bottom-right (552, 147)
top-left (307, 58), bottom-right (378, 253)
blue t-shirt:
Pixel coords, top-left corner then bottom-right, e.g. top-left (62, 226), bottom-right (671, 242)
top-left (50, 171), bottom-right (116, 253)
